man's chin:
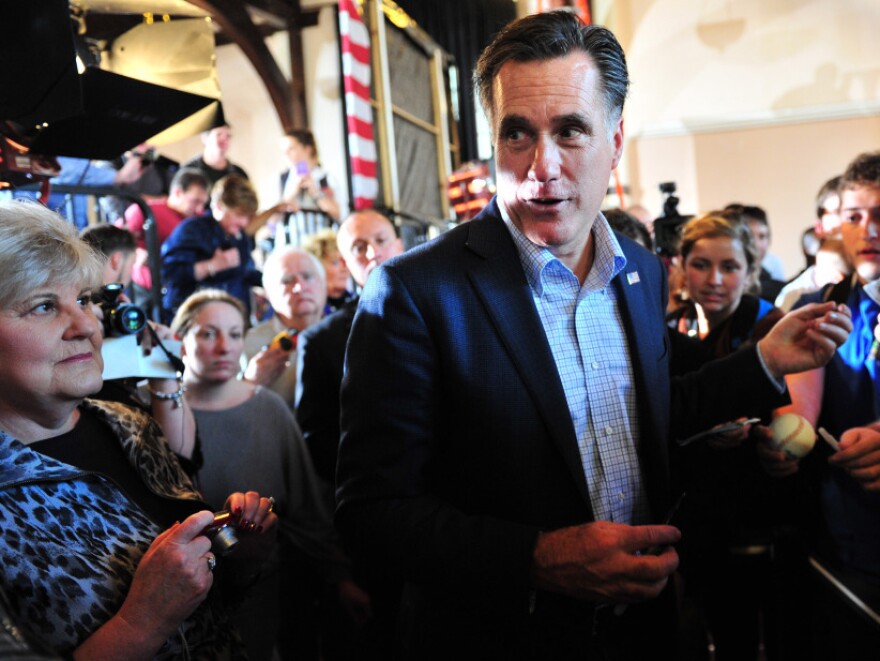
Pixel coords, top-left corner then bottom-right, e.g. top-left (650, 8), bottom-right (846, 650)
top-left (295, 305), bottom-right (321, 319)
top-left (857, 261), bottom-right (880, 285)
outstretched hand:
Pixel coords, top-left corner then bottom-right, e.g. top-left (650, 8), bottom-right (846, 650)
top-left (830, 423), bottom-right (880, 491)
top-left (243, 346), bottom-right (290, 387)
top-left (757, 302), bottom-right (852, 378)
top-left (531, 521), bottom-right (680, 604)
top-left (706, 417), bottom-right (756, 451)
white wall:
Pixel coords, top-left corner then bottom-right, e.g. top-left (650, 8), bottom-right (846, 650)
top-left (512, 0), bottom-right (880, 277)
top-left (623, 0), bottom-right (879, 134)
top-left (616, 0), bottom-right (880, 277)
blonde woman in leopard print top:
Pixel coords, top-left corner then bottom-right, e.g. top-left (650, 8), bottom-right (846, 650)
top-left (0, 200), bottom-right (277, 660)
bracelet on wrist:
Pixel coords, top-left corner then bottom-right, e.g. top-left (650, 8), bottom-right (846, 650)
top-left (148, 382), bottom-right (187, 409)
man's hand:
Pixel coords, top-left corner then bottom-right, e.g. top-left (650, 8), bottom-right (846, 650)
top-left (754, 425), bottom-right (800, 478)
top-left (830, 424), bottom-right (880, 491)
top-left (337, 579), bottom-right (373, 627)
top-left (706, 417), bottom-right (756, 451)
top-left (758, 302), bottom-right (852, 378)
top-left (213, 246), bottom-right (241, 272)
top-left (114, 152), bottom-right (145, 185)
top-left (243, 346), bottom-right (290, 386)
top-left (531, 521), bottom-right (680, 604)
top-left (273, 200), bottom-right (298, 215)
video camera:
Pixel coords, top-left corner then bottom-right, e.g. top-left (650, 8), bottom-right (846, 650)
top-left (92, 283), bottom-right (147, 337)
top-left (131, 147), bottom-right (159, 165)
top-left (653, 182), bottom-right (692, 259)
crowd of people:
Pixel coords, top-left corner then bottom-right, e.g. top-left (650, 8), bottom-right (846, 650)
top-left (0, 9), bottom-right (878, 661)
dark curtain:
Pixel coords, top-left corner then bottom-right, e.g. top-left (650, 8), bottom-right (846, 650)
top-left (394, 0), bottom-right (516, 163)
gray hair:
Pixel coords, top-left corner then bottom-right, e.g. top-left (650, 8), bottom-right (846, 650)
top-left (262, 246), bottom-right (326, 289)
top-left (0, 199), bottom-right (102, 308)
top-left (474, 10), bottom-right (628, 139)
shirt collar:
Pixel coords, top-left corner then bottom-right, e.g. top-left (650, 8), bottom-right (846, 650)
top-left (856, 280), bottom-right (880, 320)
top-left (499, 203), bottom-right (627, 296)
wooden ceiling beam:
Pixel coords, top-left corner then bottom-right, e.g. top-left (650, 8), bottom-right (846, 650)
top-left (243, 0), bottom-right (297, 23)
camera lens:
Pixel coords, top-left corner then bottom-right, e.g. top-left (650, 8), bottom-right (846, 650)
top-left (209, 524), bottom-right (240, 557)
top-left (110, 304), bottom-right (147, 335)
top-left (203, 511), bottom-right (240, 557)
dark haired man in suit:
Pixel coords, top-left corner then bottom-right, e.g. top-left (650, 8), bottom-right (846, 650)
top-left (336, 11), bottom-right (851, 660)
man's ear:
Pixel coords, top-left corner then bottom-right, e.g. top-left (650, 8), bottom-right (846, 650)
top-left (610, 117), bottom-right (624, 170)
top-left (108, 250), bottom-right (124, 272)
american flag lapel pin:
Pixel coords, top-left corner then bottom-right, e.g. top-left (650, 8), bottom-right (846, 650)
top-left (626, 271), bottom-right (640, 285)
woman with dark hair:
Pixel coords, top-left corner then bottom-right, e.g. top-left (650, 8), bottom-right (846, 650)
top-left (245, 129), bottom-right (342, 253)
top-left (280, 129), bottom-right (341, 223)
top-left (603, 207), bottom-right (653, 251)
top-left (0, 199), bottom-right (277, 659)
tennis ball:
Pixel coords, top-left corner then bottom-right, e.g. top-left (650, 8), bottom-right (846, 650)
top-left (770, 413), bottom-right (816, 459)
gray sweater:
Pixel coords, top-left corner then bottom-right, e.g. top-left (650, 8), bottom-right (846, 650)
top-left (193, 386), bottom-right (350, 660)
top-left (192, 386), bottom-right (348, 580)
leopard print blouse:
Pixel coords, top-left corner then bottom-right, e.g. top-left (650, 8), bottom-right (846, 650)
top-left (0, 399), bottom-right (245, 660)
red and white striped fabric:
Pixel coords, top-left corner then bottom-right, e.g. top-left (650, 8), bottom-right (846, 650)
top-left (339, 0), bottom-right (378, 210)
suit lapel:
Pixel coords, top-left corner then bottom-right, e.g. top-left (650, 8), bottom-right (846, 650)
top-left (613, 250), bottom-right (662, 406)
top-left (463, 206), bottom-right (594, 512)
top-left (612, 244), bottom-right (670, 512)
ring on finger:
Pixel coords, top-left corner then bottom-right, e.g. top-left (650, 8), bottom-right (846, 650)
top-left (267, 496), bottom-right (275, 514)
top-left (206, 552), bottom-right (217, 572)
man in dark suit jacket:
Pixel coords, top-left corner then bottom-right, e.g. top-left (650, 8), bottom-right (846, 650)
top-left (335, 12), bottom-right (852, 660)
top-left (294, 209), bottom-right (405, 656)
top-left (295, 300), bottom-right (357, 483)
top-left (296, 208), bottom-right (405, 484)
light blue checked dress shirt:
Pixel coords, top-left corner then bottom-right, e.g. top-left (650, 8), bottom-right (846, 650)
top-left (501, 211), bottom-right (652, 525)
